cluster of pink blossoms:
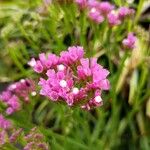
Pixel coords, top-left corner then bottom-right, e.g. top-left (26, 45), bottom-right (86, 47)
top-left (0, 114), bottom-right (12, 145)
top-left (28, 46), bottom-right (110, 110)
top-left (0, 79), bottom-right (36, 115)
top-left (0, 115), bottom-right (49, 149)
top-left (23, 127), bottom-right (49, 150)
top-left (0, 114), bottom-right (12, 130)
top-left (122, 32), bottom-right (137, 49)
top-left (75, 0), bottom-right (134, 26)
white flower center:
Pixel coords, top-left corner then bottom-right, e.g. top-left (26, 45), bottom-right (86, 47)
top-left (20, 79), bottom-right (25, 83)
top-left (57, 64), bottom-right (65, 71)
top-left (31, 91), bottom-right (37, 96)
top-left (91, 8), bottom-right (96, 13)
top-left (72, 87), bottom-right (79, 95)
top-left (10, 84), bottom-right (17, 89)
top-left (111, 10), bottom-right (118, 15)
top-left (28, 59), bottom-right (36, 67)
top-left (95, 96), bottom-right (102, 103)
top-left (59, 80), bottom-right (67, 88)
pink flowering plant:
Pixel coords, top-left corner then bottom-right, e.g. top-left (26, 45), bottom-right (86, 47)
top-left (29, 46), bottom-right (110, 110)
top-left (0, 114), bottom-right (49, 149)
top-left (0, 0), bottom-right (150, 149)
top-left (0, 79), bottom-right (36, 115)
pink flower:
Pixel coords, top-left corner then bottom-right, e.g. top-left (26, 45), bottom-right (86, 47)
top-left (6, 107), bottom-right (14, 115)
top-left (0, 125), bottom-right (49, 149)
top-left (81, 90), bottom-right (103, 110)
top-left (7, 95), bottom-right (20, 114)
top-left (39, 68), bottom-right (74, 105)
top-left (118, 7), bottom-right (135, 20)
top-left (37, 143), bottom-right (49, 150)
top-left (75, 0), bottom-right (135, 28)
top-left (0, 91), bottom-right (12, 102)
top-left (122, 33), bottom-right (136, 49)
top-left (75, 0), bottom-right (87, 8)
top-left (32, 46), bottom-right (110, 110)
top-left (77, 58), bottom-right (91, 78)
top-left (28, 58), bottom-right (44, 73)
top-left (47, 54), bottom-right (59, 68)
top-left (60, 46), bottom-right (84, 65)
top-left (39, 53), bottom-right (48, 68)
top-left (77, 58), bottom-right (110, 90)
top-left (0, 114), bottom-right (12, 129)
top-left (9, 79), bottom-right (35, 102)
top-left (88, 7), bottom-right (104, 24)
top-left (0, 79), bottom-right (35, 115)
top-left (34, 60), bottom-right (43, 73)
top-left (9, 128), bottom-right (23, 143)
top-left (99, 2), bottom-right (114, 15)
top-left (107, 12), bottom-right (121, 26)
top-left (0, 130), bottom-right (6, 145)
top-left (23, 127), bottom-right (49, 150)
top-left (87, 0), bottom-right (100, 9)
top-left (28, 53), bottom-right (59, 73)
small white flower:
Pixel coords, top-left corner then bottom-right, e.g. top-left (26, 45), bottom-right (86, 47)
top-left (72, 87), bottom-right (79, 95)
top-left (57, 64), bottom-right (65, 71)
top-left (28, 58), bottom-right (36, 67)
top-left (59, 80), bottom-right (67, 88)
top-left (95, 96), bottom-right (102, 103)
top-left (10, 84), bottom-right (17, 89)
top-left (91, 8), bottom-right (96, 13)
top-left (31, 91), bottom-right (37, 96)
top-left (20, 79), bottom-right (25, 83)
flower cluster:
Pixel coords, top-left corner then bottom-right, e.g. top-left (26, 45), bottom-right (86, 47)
top-left (0, 114), bottom-right (12, 130)
top-left (0, 79), bottom-right (36, 115)
top-left (122, 32), bottom-right (137, 49)
top-left (0, 114), bottom-right (12, 145)
top-left (0, 117), bottom-right (49, 150)
top-left (118, 6), bottom-right (135, 20)
top-left (75, 0), bottom-right (87, 9)
top-left (29, 46), bottom-right (110, 110)
top-left (23, 127), bottom-right (49, 150)
top-left (75, 0), bottom-right (134, 26)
